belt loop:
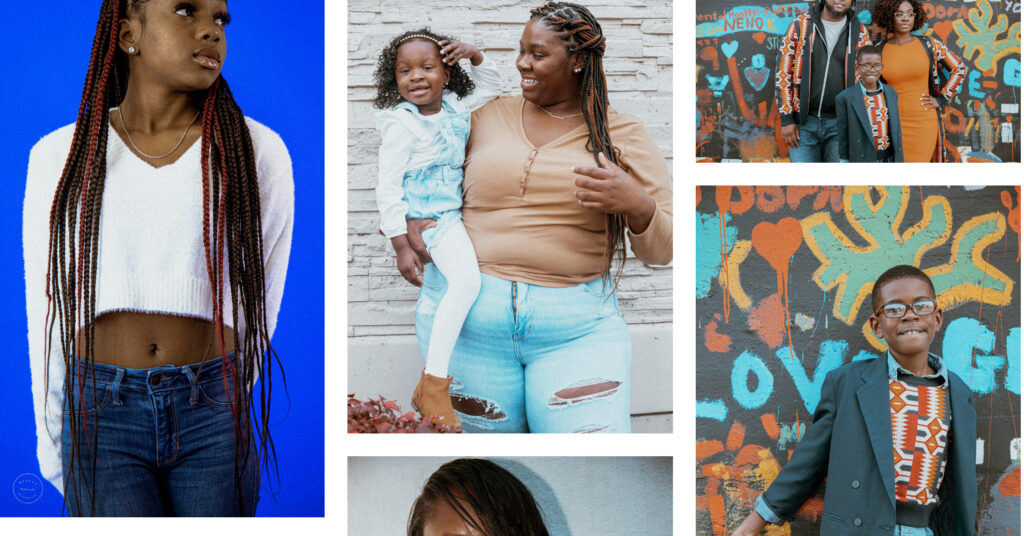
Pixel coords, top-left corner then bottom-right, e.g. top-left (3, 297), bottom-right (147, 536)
top-left (182, 365), bottom-right (199, 405)
top-left (111, 368), bottom-right (125, 406)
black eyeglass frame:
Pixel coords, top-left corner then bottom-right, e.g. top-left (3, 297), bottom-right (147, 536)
top-left (873, 299), bottom-right (938, 319)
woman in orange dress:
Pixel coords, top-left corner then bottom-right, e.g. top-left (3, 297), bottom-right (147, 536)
top-left (873, 0), bottom-right (966, 162)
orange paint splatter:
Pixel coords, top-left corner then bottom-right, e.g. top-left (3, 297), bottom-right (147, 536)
top-left (715, 187), bottom-right (754, 324)
top-left (761, 414), bottom-right (780, 440)
top-left (813, 185), bottom-right (843, 212)
top-left (738, 135), bottom-right (777, 161)
top-left (726, 421), bottom-right (746, 451)
top-left (749, 292), bottom-right (785, 348)
top-left (787, 186), bottom-right (818, 210)
top-left (752, 31), bottom-right (767, 44)
top-left (756, 185), bottom-right (786, 213)
top-left (998, 466), bottom-right (1020, 497)
top-left (751, 218), bottom-right (803, 359)
top-left (704, 319), bottom-right (732, 352)
top-left (696, 185), bottom-right (702, 207)
top-left (1000, 186), bottom-right (1020, 262)
top-left (697, 440), bottom-right (725, 461)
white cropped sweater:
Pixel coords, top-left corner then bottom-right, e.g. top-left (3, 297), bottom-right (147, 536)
top-left (22, 117), bottom-right (294, 493)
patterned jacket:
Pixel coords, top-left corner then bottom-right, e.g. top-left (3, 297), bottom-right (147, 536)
top-left (775, 1), bottom-right (871, 127)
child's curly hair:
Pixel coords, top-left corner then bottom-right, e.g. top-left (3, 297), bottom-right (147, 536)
top-left (372, 28), bottom-right (476, 110)
top-left (872, 0), bottom-right (927, 35)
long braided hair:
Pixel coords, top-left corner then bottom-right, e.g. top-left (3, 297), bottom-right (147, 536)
top-left (529, 2), bottom-right (626, 284)
top-left (47, 0), bottom-right (281, 513)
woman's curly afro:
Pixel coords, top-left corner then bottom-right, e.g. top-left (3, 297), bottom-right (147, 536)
top-left (872, 0), bottom-right (927, 35)
top-left (373, 28), bottom-right (476, 110)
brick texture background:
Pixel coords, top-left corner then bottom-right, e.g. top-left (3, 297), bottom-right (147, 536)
top-left (347, 0), bottom-right (673, 341)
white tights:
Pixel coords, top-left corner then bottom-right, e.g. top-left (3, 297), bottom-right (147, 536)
top-left (423, 220), bottom-right (480, 379)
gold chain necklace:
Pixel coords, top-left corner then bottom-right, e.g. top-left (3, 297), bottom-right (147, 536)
top-left (534, 102), bottom-right (583, 119)
top-left (117, 107), bottom-right (201, 159)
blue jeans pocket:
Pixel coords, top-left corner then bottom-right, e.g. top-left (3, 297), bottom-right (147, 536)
top-left (197, 377), bottom-right (234, 409)
top-left (64, 383), bottom-right (112, 416)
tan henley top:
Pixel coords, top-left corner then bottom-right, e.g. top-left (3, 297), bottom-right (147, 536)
top-left (463, 95), bottom-right (672, 287)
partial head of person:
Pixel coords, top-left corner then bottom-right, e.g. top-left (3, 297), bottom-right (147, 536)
top-left (821, 0), bottom-right (854, 20)
top-left (373, 28), bottom-right (475, 112)
top-left (117, 0), bottom-right (229, 92)
top-left (869, 265), bottom-right (942, 360)
top-left (872, 0), bottom-right (927, 36)
top-left (408, 458), bottom-right (550, 536)
top-left (855, 45), bottom-right (884, 89)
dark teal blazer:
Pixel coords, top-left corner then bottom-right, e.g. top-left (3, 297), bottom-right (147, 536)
top-left (760, 355), bottom-right (976, 534)
top-left (836, 83), bottom-right (904, 163)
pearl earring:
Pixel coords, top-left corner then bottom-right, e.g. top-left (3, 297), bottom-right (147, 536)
top-left (574, 68), bottom-right (581, 73)
top-left (128, 46), bottom-right (136, 54)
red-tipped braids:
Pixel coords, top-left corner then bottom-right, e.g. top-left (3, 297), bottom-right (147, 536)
top-left (528, 2), bottom-right (626, 285)
top-left (46, 0), bottom-right (281, 514)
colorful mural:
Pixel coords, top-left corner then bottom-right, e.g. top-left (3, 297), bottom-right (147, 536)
top-left (696, 186), bottom-right (1021, 534)
top-left (696, 0), bottom-right (1022, 162)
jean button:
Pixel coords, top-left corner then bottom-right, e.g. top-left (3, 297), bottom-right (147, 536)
top-left (149, 375), bottom-right (160, 386)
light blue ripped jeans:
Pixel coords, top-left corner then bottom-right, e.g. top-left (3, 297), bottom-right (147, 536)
top-left (414, 265), bottom-right (632, 433)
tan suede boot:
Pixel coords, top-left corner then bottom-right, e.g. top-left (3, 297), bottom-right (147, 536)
top-left (411, 370), bottom-right (462, 431)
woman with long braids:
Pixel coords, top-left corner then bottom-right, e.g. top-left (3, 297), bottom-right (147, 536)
top-left (23, 0), bottom-right (293, 515)
top-left (405, 1), bottom-right (672, 433)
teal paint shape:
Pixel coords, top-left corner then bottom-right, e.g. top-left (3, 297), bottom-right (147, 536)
top-left (696, 212), bottom-right (736, 299)
top-left (943, 317), bottom-right (1005, 394)
top-left (776, 340), bottom-right (847, 414)
top-left (1006, 327), bottom-right (1020, 395)
top-left (697, 399), bottom-right (729, 422)
top-left (852, 349), bottom-right (879, 362)
top-left (732, 350), bottom-right (773, 409)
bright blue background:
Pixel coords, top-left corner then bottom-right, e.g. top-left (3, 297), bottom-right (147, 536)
top-left (0, 1), bottom-right (324, 516)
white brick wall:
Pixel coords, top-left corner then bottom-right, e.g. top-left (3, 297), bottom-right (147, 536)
top-left (347, 0), bottom-right (673, 339)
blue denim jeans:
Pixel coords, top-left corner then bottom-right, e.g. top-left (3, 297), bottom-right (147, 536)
top-left (62, 354), bottom-right (258, 516)
top-left (415, 265), bottom-right (632, 433)
top-left (789, 116), bottom-right (840, 162)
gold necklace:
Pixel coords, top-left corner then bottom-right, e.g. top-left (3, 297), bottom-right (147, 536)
top-left (117, 107), bottom-right (201, 159)
top-left (534, 102), bottom-right (583, 119)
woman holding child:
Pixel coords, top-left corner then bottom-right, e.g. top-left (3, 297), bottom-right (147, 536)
top-left (404, 2), bottom-right (673, 433)
top-left (872, 0), bottom-right (966, 162)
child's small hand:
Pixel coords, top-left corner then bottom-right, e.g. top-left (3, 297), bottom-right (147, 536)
top-left (439, 40), bottom-right (483, 66)
top-left (396, 246), bottom-right (424, 287)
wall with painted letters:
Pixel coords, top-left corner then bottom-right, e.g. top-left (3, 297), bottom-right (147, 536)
top-left (696, 186), bottom-right (1021, 534)
top-left (695, 0), bottom-right (1022, 162)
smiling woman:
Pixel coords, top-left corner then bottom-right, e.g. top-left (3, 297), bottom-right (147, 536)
top-left (22, 0), bottom-right (295, 516)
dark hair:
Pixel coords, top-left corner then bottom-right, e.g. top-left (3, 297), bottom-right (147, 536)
top-left (871, 265), bottom-right (936, 310)
top-left (372, 28), bottom-right (475, 110)
top-left (50, 0), bottom-right (281, 513)
top-left (408, 458), bottom-right (550, 536)
top-left (528, 2), bottom-right (625, 285)
top-left (872, 0), bottom-right (927, 34)
top-left (856, 44), bottom-right (882, 61)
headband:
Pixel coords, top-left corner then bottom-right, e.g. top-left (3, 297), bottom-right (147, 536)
top-left (397, 34), bottom-right (441, 47)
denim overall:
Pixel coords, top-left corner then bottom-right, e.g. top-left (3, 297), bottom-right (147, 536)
top-left (396, 98), bottom-right (470, 251)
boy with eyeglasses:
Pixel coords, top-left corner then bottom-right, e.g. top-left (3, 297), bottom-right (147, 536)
top-left (731, 265), bottom-right (976, 535)
top-left (836, 45), bottom-right (904, 162)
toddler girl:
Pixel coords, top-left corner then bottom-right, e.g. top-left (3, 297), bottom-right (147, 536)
top-left (373, 29), bottom-right (500, 430)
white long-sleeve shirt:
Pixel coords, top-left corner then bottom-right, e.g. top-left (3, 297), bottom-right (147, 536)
top-left (375, 55), bottom-right (502, 239)
top-left (23, 117), bottom-right (294, 493)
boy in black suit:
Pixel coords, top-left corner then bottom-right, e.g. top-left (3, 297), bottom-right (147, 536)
top-left (730, 265), bottom-right (976, 535)
top-left (837, 45), bottom-right (904, 162)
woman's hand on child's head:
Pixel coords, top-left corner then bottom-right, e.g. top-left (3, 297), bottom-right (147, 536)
top-left (439, 40), bottom-right (483, 66)
top-left (396, 246), bottom-right (424, 287)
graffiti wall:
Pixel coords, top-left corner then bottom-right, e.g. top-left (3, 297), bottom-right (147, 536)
top-left (696, 186), bottom-right (1021, 534)
top-left (696, 0), bottom-right (1022, 162)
